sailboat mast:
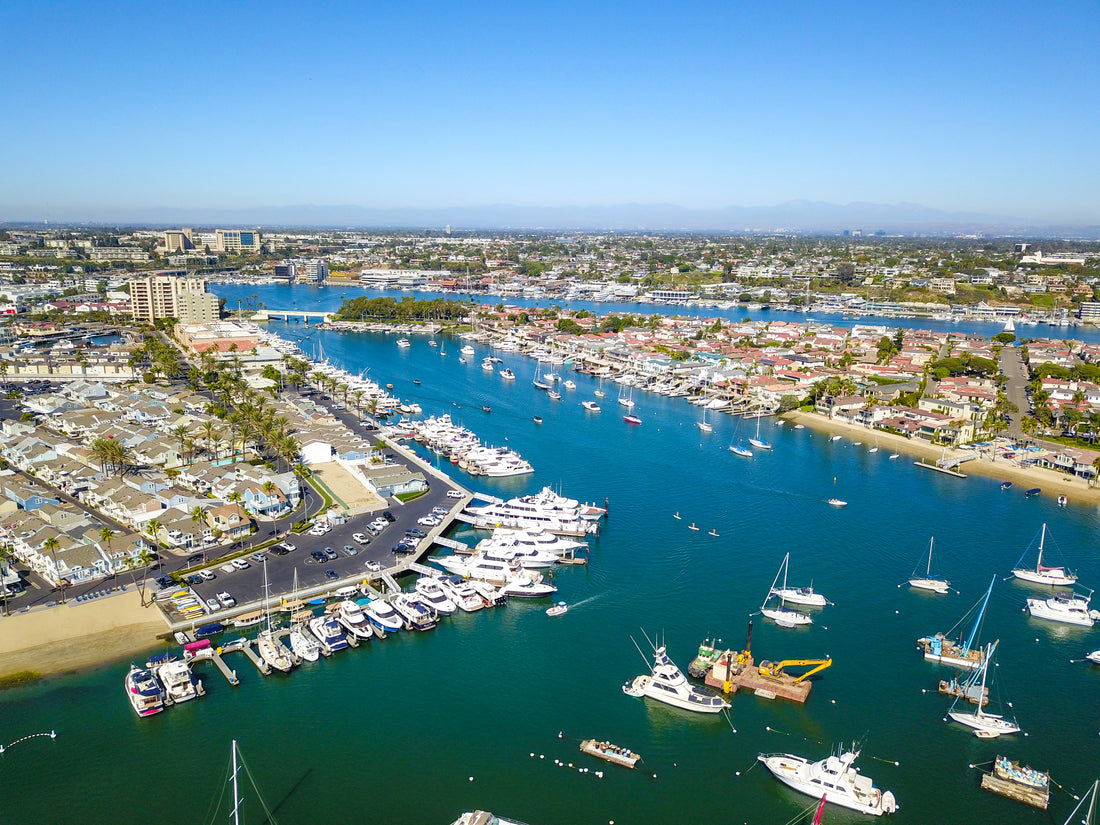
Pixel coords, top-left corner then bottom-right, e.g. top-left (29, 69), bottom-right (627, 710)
top-left (974, 643), bottom-right (992, 719)
top-left (231, 740), bottom-right (241, 825)
top-left (1036, 523), bottom-right (1046, 571)
top-left (962, 576), bottom-right (995, 656)
top-left (927, 537), bottom-right (934, 577)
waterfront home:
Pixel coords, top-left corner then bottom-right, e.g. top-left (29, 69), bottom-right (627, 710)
top-left (1034, 447), bottom-right (1100, 480)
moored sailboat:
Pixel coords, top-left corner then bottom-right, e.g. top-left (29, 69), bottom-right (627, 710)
top-left (908, 537), bottom-right (950, 594)
top-left (1011, 523), bottom-right (1077, 586)
top-left (760, 553), bottom-right (813, 627)
top-left (946, 641), bottom-right (1021, 738)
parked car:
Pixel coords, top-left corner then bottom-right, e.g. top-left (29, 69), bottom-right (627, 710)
top-left (382, 511), bottom-right (395, 522)
top-left (197, 570), bottom-right (216, 581)
top-left (342, 545), bottom-right (358, 556)
top-left (352, 532), bottom-right (370, 544)
top-left (323, 548), bottom-right (338, 560)
top-left (154, 575), bottom-right (174, 588)
top-left (269, 546), bottom-right (289, 556)
top-left (364, 559), bottom-right (382, 572)
top-left (205, 598), bottom-right (221, 611)
top-left (185, 574), bottom-right (203, 586)
top-left (446, 490), bottom-right (464, 499)
top-left (310, 550), bottom-right (326, 563)
top-left (431, 506), bottom-right (448, 516)
top-left (216, 591), bottom-right (236, 607)
top-left (232, 559), bottom-right (251, 570)
top-left (417, 516), bottom-right (440, 527)
top-left (249, 552), bottom-right (267, 563)
top-left (324, 569), bottom-right (339, 581)
top-left (281, 542), bottom-right (297, 552)
top-left (405, 528), bottom-right (427, 538)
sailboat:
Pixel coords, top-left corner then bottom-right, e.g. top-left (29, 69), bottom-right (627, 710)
top-left (908, 537), bottom-right (950, 594)
top-left (287, 569), bottom-right (321, 661)
top-left (532, 360), bottom-right (552, 391)
top-left (255, 562), bottom-right (295, 673)
top-left (760, 554), bottom-right (813, 627)
top-left (748, 414), bottom-right (773, 451)
top-left (868, 438), bottom-right (879, 453)
top-left (1011, 523), bottom-right (1077, 586)
top-left (769, 553), bottom-right (830, 607)
top-left (617, 381), bottom-right (635, 409)
top-left (946, 641), bottom-right (1021, 737)
top-left (917, 576), bottom-right (993, 669)
top-left (1061, 779), bottom-right (1097, 825)
top-left (697, 406), bottom-right (713, 433)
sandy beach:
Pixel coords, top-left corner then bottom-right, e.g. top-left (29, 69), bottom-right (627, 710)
top-left (783, 410), bottom-right (1100, 506)
top-left (310, 461), bottom-right (386, 514)
top-left (0, 591), bottom-right (168, 680)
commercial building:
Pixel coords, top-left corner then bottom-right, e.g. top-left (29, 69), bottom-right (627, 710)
top-left (304, 259), bottom-right (329, 283)
top-left (215, 229), bottom-right (262, 254)
top-left (163, 229), bottom-right (196, 253)
top-left (128, 272), bottom-right (221, 324)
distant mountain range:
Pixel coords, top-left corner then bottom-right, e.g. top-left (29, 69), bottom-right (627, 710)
top-left (9, 201), bottom-right (1100, 237)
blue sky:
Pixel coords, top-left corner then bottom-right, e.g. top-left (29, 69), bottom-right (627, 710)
top-left (2, 1), bottom-right (1098, 224)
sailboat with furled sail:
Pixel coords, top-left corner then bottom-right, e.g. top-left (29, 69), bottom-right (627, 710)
top-left (760, 553), bottom-right (813, 627)
top-left (946, 640), bottom-right (1021, 738)
top-left (1011, 523), bottom-right (1077, 587)
top-left (908, 537), bottom-right (950, 594)
top-left (917, 576), bottom-right (993, 670)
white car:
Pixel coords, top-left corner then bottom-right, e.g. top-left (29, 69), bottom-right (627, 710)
top-left (216, 592), bottom-right (236, 608)
top-left (417, 516), bottom-right (440, 527)
top-left (231, 559), bottom-right (250, 570)
top-left (364, 559), bottom-right (382, 572)
top-left (281, 542), bottom-right (296, 552)
top-left (446, 490), bottom-right (464, 499)
top-left (352, 533), bottom-right (370, 544)
top-left (197, 570), bottom-right (216, 581)
top-left (205, 598), bottom-right (221, 611)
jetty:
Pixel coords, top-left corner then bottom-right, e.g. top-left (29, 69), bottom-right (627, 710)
top-left (579, 739), bottom-right (640, 769)
top-left (914, 459), bottom-right (968, 478)
top-left (980, 756), bottom-right (1049, 809)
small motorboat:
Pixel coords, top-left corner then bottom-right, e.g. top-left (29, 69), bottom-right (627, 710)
top-left (623, 415), bottom-right (642, 425)
top-left (533, 416), bottom-right (543, 424)
top-left (413, 379), bottom-right (421, 385)
top-left (482, 405), bottom-right (491, 413)
top-left (889, 453), bottom-right (900, 459)
top-left (1025, 488), bottom-right (1041, 497)
top-left (546, 602), bottom-right (568, 617)
top-left (1058, 495), bottom-right (1067, 507)
top-left (827, 499), bottom-right (847, 507)
top-left (1000, 481), bottom-right (1013, 491)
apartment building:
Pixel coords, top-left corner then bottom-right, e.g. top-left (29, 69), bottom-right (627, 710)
top-left (128, 272), bottom-right (220, 324)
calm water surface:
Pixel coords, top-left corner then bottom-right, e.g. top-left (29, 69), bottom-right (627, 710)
top-left (3, 286), bottom-right (1099, 825)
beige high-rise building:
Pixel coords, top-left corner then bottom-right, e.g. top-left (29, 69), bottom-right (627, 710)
top-left (215, 229), bottom-right (261, 253)
top-left (163, 228), bottom-right (195, 252)
top-left (128, 272), bottom-right (221, 324)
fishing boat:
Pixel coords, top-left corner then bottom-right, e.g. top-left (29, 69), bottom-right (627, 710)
top-left (546, 601), bottom-right (568, 617)
top-left (946, 641), bottom-right (1021, 737)
top-left (917, 576), bottom-right (993, 669)
top-left (1011, 523), bottom-right (1077, 586)
top-left (1027, 589), bottom-right (1099, 627)
top-left (757, 745), bottom-right (899, 816)
top-left (908, 537), bottom-right (950, 594)
top-left (623, 414), bottom-right (642, 425)
top-left (749, 415), bottom-right (773, 451)
top-left (579, 739), bottom-right (640, 769)
top-left (125, 665), bottom-right (165, 717)
top-left (622, 643), bottom-right (730, 713)
top-left (760, 554), bottom-right (813, 627)
top-left (770, 554), bottom-right (829, 607)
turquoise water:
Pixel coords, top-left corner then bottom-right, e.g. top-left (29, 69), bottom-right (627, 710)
top-left (3, 289), bottom-right (1100, 824)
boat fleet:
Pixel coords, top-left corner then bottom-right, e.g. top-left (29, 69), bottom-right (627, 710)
top-left (409, 414), bottom-right (534, 477)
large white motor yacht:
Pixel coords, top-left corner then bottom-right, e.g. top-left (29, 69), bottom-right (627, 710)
top-left (438, 575), bottom-right (485, 612)
top-left (414, 576), bottom-right (458, 615)
top-left (363, 598), bottom-right (405, 633)
top-left (622, 645), bottom-right (729, 713)
top-left (337, 600), bottom-right (376, 640)
top-left (757, 747), bottom-right (898, 816)
top-left (1027, 590), bottom-right (1099, 627)
top-left (156, 659), bottom-right (204, 703)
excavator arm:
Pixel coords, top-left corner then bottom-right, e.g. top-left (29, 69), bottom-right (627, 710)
top-left (758, 658), bottom-right (833, 683)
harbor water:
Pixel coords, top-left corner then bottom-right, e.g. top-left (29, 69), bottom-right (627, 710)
top-left (3, 284), bottom-right (1100, 824)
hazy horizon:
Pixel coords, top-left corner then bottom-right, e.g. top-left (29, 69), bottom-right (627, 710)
top-left (2, 1), bottom-right (1098, 226)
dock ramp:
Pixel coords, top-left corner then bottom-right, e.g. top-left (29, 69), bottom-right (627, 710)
top-left (432, 536), bottom-right (468, 552)
top-left (407, 561), bottom-right (439, 578)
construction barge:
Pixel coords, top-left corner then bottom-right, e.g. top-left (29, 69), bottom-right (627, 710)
top-left (698, 622), bottom-right (830, 703)
top-left (980, 756), bottom-right (1050, 809)
top-left (579, 739), bottom-right (640, 769)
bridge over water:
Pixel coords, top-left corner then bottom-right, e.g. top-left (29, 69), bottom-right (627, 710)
top-left (251, 309), bottom-right (334, 323)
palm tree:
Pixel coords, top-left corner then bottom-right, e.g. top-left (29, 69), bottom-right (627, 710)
top-left (43, 536), bottom-right (66, 603)
top-left (99, 526), bottom-right (115, 556)
top-left (198, 420), bottom-right (221, 458)
top-left (190, 505), bottom-right (208, 533)
top-left (351, 390), bottom-right (365, 420)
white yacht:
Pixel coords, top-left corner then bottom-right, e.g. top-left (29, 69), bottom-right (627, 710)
top-left (336, 600), bottom-right (376, 640)
top-left (389, 593), bottom-right (438, 630)
top-left (769, 556), bottom-right (829, 606)
top-left (414, 576), bottom-right (458, 615)
top-left (288, 621), bottom-right (321, 661)
top-left (125, 665), bottom-right (166, 717)
top-left (308, 615), bottom-right (349, 653)
top-left (498, 368), bottom-right (516, 381)
top-left (1011, 523), bottom-right (1077, 586)
top-left (434, 553), bottom-right (549, 590)
top-left (757, 746), bottom-right (898, 816)
top-left (761, 554), bottom-right (813, 627)
top-left (582, 400), bottom-right (601, 412)
top-left (946, 642), bottom-right (1021, 737)
top-left (472, 541), bottom-right (559, 568)
top-left (482, 528), bottom-right (587, 557)
top-left (622, 645), bottom-right (729, 713)
top-left (1027, 590), bottom-right (1099, 627)
top-left (499, 577), bottom-right (557, 598)
top-left (460, 345), bottom-right (476, 356)
top-left (156, 659), bottom-right (205, 704)
top-left (438, 575), bottom-right (485, 612)
top-left (396, 338), bottom-right (411, 348)
top-left (363, 598), bottom-right (405, 633)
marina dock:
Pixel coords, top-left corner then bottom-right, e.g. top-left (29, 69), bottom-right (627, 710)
top-left (914, 459), bottom-right (968, 478)
top-left (579, 739), bottom-right (640, 769)
top-left (238, 640), bottom-right (271, 676)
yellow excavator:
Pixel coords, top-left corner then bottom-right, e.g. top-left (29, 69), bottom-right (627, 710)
top-left (757, 658), bottom-right (832, 683)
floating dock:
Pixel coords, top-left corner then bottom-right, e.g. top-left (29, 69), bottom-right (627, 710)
top-left (579, 739), bottom-right (639, 769)
top-left (914, 459), bottom-right (967, 478)
top-left (980, 756), bottom-right (1049, 809)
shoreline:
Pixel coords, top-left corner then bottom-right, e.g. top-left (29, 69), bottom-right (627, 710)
top-left (0, 591), bottom-right (168, 681)
top-left (783, 410), bottom-right (1100, 506)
